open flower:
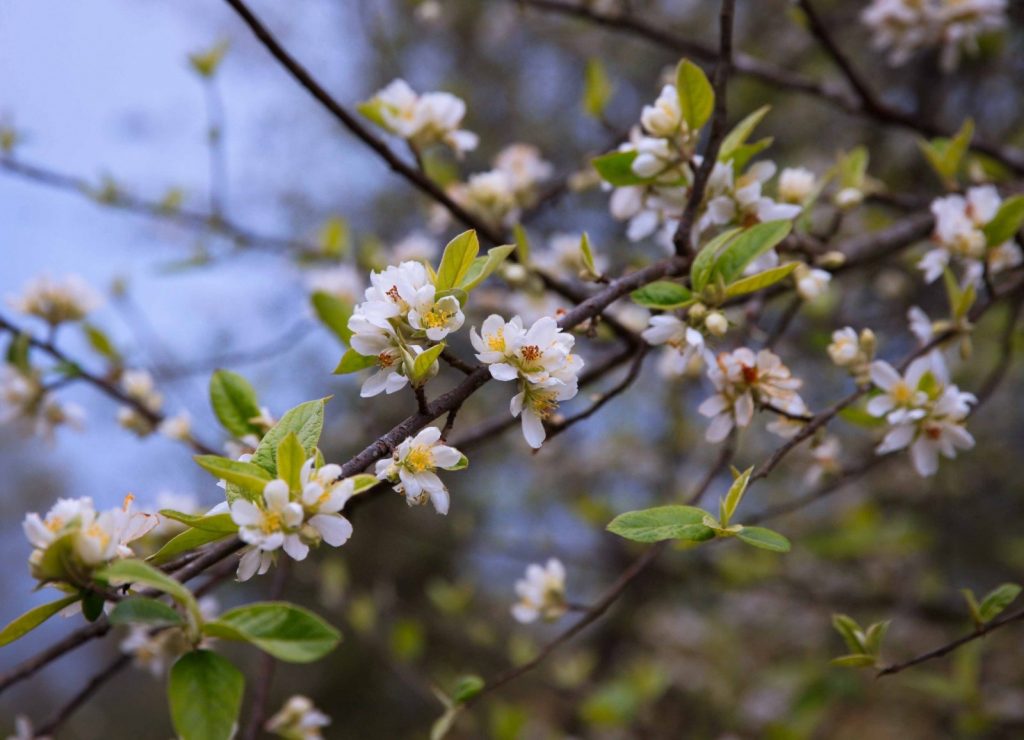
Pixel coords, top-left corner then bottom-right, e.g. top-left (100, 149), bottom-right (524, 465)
top-left (265, 695), bottom-right (331, 740)
top-left (697, 160), bottom-right (802, 239)
top-left (231, 480), bottom-right (308, 562)
top-left (375, 427), bottom-right (464, 514)
top-left (8, 274), bottom-right (102, 325)
top-left (365, 78), bottom-right (477, 156)
top-left (866, 356), bottom-right (935, 419)
top-left (512, 558), bottom-right (568, 624)
top-left (641, 314), bottom-right (708, 377)
top-left (299, 460), bottom-right (354, 547)
top-left (406, 286), bottom-right (465, 341)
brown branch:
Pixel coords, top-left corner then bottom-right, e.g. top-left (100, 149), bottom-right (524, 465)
top-left (672, 0), bottom-right (735, 254)
top-left (241, 559), bottom-right (290, 740)
top-left (877, 606), bottom-right (1024, 677)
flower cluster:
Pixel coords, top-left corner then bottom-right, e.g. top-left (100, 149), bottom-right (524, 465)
top-left (348, 260), bottom-right (459, 397)
top-left (361, 78), bottom-right (477, 157)
top-left (920, 185), bottom-right (1022, 285)
top-left (472, 315), bottom-right (583, 448)
top-left (698, 348), bottom-right (808, 442)
top-left (265, 695), bottom-right (331, 740)
top-left (228, 458), bottom-right (355, 580)
top-left (868, 353), bottom-right (976, 476)
top-left (120, 596), bottom-right (219, 677)
top-left (446, 143), bottom-right (553, 229)
top-left (0, 363), bottom-right (84, 441)
top-left (375, 426), bottom-right (464, 514)
top-left (511, 558), bottom-right (568, 624)
top-left (862, 0), bottom-right (1007, 71)
top-left (23, 495), bottom-right (156, 578)
top-left (641, 305), bottom-right (725, 379)
top-left (827, 327), bottom-right (876, 384)
top-left (7, 274), bottom-right (101, 325)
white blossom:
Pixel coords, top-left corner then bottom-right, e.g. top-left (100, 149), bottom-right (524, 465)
top-left (265, 695), bottom-right (331, 740)
top-left (7, 274), bottom-right (101, 325)
top-left (375, 426), bottom-right (464, 514)
top-left (805, 435), bottom-right (842, 486)
top-left (778, 167), bottom-right (818, 204)
top-left (794, 264), bottom-right (832, 301)
top-left (158, 411), bottom-right (192, 442)
top-left (365, 78), bottom-right (478, 156)
top-left (0, 364), bottom-right (85, 440)
top-left (392, 231), bottom-right (439, 263)
top-left (640, 84), bottom-right (685, 139)
top-left (698, 348), bottom-right (805, 442)
top-left (697, 160), bottom-right (802, 240)
top-left (641, 314), bottom-right (709, 377)
top-left (512, 558), bottom-right (567, 623)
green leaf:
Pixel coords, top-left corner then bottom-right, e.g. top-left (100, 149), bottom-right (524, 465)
top-left (5, 332), bottom-right (31, 373)
top-left (591, 150), bottom-right (651, 186)
top-left (97, 559), bottom-right (196, 611)
top-left (979, 583), bottom-right (1022, 622)
top-left (157, 511), bottom-right (238, 534)
top-left (453, 674), bottom-right (485, 704)
top-left (276, 432), bottom-right (306, 493)
top-left (718, 105), bottom-right (770, 162)
top-left (711, 220), bottom-right (792, 284)
top-left (961, 588), bottom-right (983, 625)
top-left (82, 591), bottom-right (105, 622)
top-left (724, 262), bottom-right (800, 298)
top-left (31, 533), bottom-right (80, 584)
top-left (310, 291), bottom-right (353, 346)
top-left (691, 227), bottom-right (742, 293)
top-left (837, 147), bottom-right (869, 189)
top-left (436, 230), bottom-right (480, 292)
top-left (719, 467), bottom-right (753, 527)
top-left (251, 399), bottom-right (326, 475)
top-left (735, 526), bottom-right (791, 552)
top-left (149, 527), bottom-right (234, 566)
top-left (583, 58), bottom-right (613, 118)
top-left (356, 98), bottom-right (388, 129)
top-left (188, 40), bottom-right (229, 79)
top-left (82, 322), bottom-right (121, 363)
top-left (728, 137), bottom-right (774, 173)
top-left (109, 597), bottom-right (184, 628)
top-left (193, 455), bottom-right (272, 494)
top-left (208, 370), bottom-right (262, 438)
top-left (630, 281), bottom-right (692, 309)
top-left (460, 244), bottom-right (515, 292)
top-left (333, 348), bottom-right (377, 375)
top-left (579, 232), bottom-right (598, 277)
top-left (675, 59), bottom-right (714, 131)
top-left (983, 195), bottom-right (1024, 247)
top-left (607, 506), bottom-right (715, 543)
top-left (347, 473), bottom-right (381, 495)
top-left (317, 216), bottom-right (349, 257)
top-left (864, 620), bottom-right (890, 656)
top-left (169, 650), bottom-right (244, 740)
top-left (918, 118), bottom-right (973, 186)
top-left (832, 614), bottom-right (865, 653)
top-left (203, 602), bottom-right (341, 663)
top-left (0, 594), bottom-right (81, 647)
top-left (830, 654), bottom-right (876, 668)
top-left (431, 707), bottom-right (462, 740)
top-left (412, 342), bottom-right (445, 383)
top-left (448, 454), bottom-right (469, 472)
top-left (513, 223), bottom-right (530, 264)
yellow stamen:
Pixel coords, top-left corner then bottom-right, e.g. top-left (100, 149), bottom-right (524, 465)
top-left (405, 446), bottom-right (433, 474)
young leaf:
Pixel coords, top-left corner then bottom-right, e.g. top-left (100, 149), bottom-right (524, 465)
top-left (579, 232), bottom-right (598, 277)
top-left (97, 559), bottom-right (196, 611)
top-left (82, 322), bottom-right (121, 363)
top-left (591, 150), bottom-right (650, 186)
top-left (452, 674), bottom-right (485, 704)
top-left (983, 194), bottom-right (1024, 247)
top-left (203, 601), bottom-right (341, 663)
top-left (718, 105), bottom-right (770, 163)
top-left (607, 506), bottom-right (715, 543)
top-left (251, 399), bottom-right (326, 475)
top-left (675, 59), bottom-right (714, 131)
top-left (412, 342), bottom-right (446, 383)
top-left (864, 620), bottom-right (890, 656)
top-left (978, 583), bottom-right (1022, 622)
top-left (961, 588), bottom-right (983, 626)
top-left (349, 473), bottom-right (382, 494)
top-left (208, 370), bottom-right (262, 439)
top-left (169, 650), bottom-right (244, 740)
top-left (735, 526), bottom-right (791, 552)
top-left (460, 244), bottom-right (516, 292)
top-left (149, 527), bottom-right (235, 566)
top-left (0, 594), bottom-right (81, 647)
top-left (832, 614), bottom-right (865, 653)
top-left (310, 291), bottom-right (353, 346)
top-left (193, 455), bottom-right (272, 494)
top-left (583, 58), bottom-right (613, 118)
top-left (830, 654), bottom-right (876, 668)
top-left (691, 227), bottom-right (742, 293)
top-left (157, 511), bottom-right (238, 534)
top-left (711, 220), bottom-right (792, 284)
top-left (514, 223), bottom-right (530, 264)
top-left (435, 230), bottom-right (480, 291)
top-left (82, 591), bottom-right (105, 622)
top-left (333, 348), bottom-right (377, 375)
top-left (719, 467), bottom-right (753, 527)
top-left (723, 262), bottom-right (800, 298)
top-left (630, 281), bottom-right (692, 309)
top-left (109, 597), bottom-right (184, 628)
top-left (276, 432), bottom-right (306, 493)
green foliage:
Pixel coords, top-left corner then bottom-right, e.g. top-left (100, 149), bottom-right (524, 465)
top-left (193, 455), bottom-right (272, 494)
top-left (918, 118), bottom-right (973, 187)
top-left (435, 230), bottom-right (480, 292)
top-left (830, 613), bottom-right (888, 668)
top-left (983, 194), bottom-right (1024, 247)
top-left (723, 262), bottom-right (799, 299)
top-left (97, 559), bottom-right (197, 614)
top-left (691, 227), bottom-right (742, 293)
top-left (411, 342), bottom-right (445, 383)
top-left (591, 150), bottom-right (649, 186)
top-left (606, 506), bottom-right (714, 543)
top-left (251, 399), bottom-right (326, 475)
top-left (203, 601), bottom-right (341, 663)
top-left (109, 597), bottom-right (185, 628)
top-left (317, 216), bottom-right (350, 257)
top-left (333, 348), bottom-right (377, 374)
top-left (0, 594), bottom-right (81, 647)
top-left (583, 58), bottom-right (613, 118)
top-left (718, 105), bottom-right (770, 163)
top-left (5, 332), bottom-right (31, 373)
top-left (719, 467), bottom-right (753, 527)
top-left (208, 370), bottom-right (263, 438)
top-left (675, 59), bottom-right (714, 132)
top-left (452, 674), bottom-right (485, 704)
top-left (149, 521), bottom-right (236, 565)
top-left (310, 291), bottom-right (353, 346)
top-left (82, 322), bottom-right (121, 364)
top-left (579, 232), bottom-right (599, 280)
top-left (735, 526), bottom-right (791, 552)
top-left (629, 281), bottom-right (692, 309)
top-left (168, 650), bottom-right (244, 740)
top-left (276, 432), bottom-right (306, 493)
top-left (963, 582), bottom-right (1021, 627)
top-left (460, 244), bottom-right (515, 292)
top-left (711, 220), bottom-right (792, 285)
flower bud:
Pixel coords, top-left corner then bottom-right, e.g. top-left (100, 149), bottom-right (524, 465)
top-left (858, 328), bottom-right (876, 360)
top-left (817, 250), bottom-right (846, 269)
top-left (834, 187), bottom-right (864, 210)
top-left (705, 311), bottom-right (728, 337)
top-left (688, 302), bottom-right (707, 321)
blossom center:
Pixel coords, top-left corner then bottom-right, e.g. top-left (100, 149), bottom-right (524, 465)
top-left (521, 345), bottom-right (542, 363)
top-left (261, 511), bottom-right (283, 534)
top-left (405, 446), bottom-right (433, 473)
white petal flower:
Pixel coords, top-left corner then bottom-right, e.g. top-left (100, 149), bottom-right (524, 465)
top-left (265, 695), bottom-right (331, 740)
top-left (7, 274), bottom-right (102, 325)
top-left (512, 558), bottom-right (568, 624)
top-left (375, 426), bottom-right (464, 513)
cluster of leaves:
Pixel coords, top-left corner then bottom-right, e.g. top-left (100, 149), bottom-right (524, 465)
top-left (606, 468), bottom-right (791, 553)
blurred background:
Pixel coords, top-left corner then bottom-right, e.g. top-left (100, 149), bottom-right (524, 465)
top-left (1, 0), bottom-right (1023, 737)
